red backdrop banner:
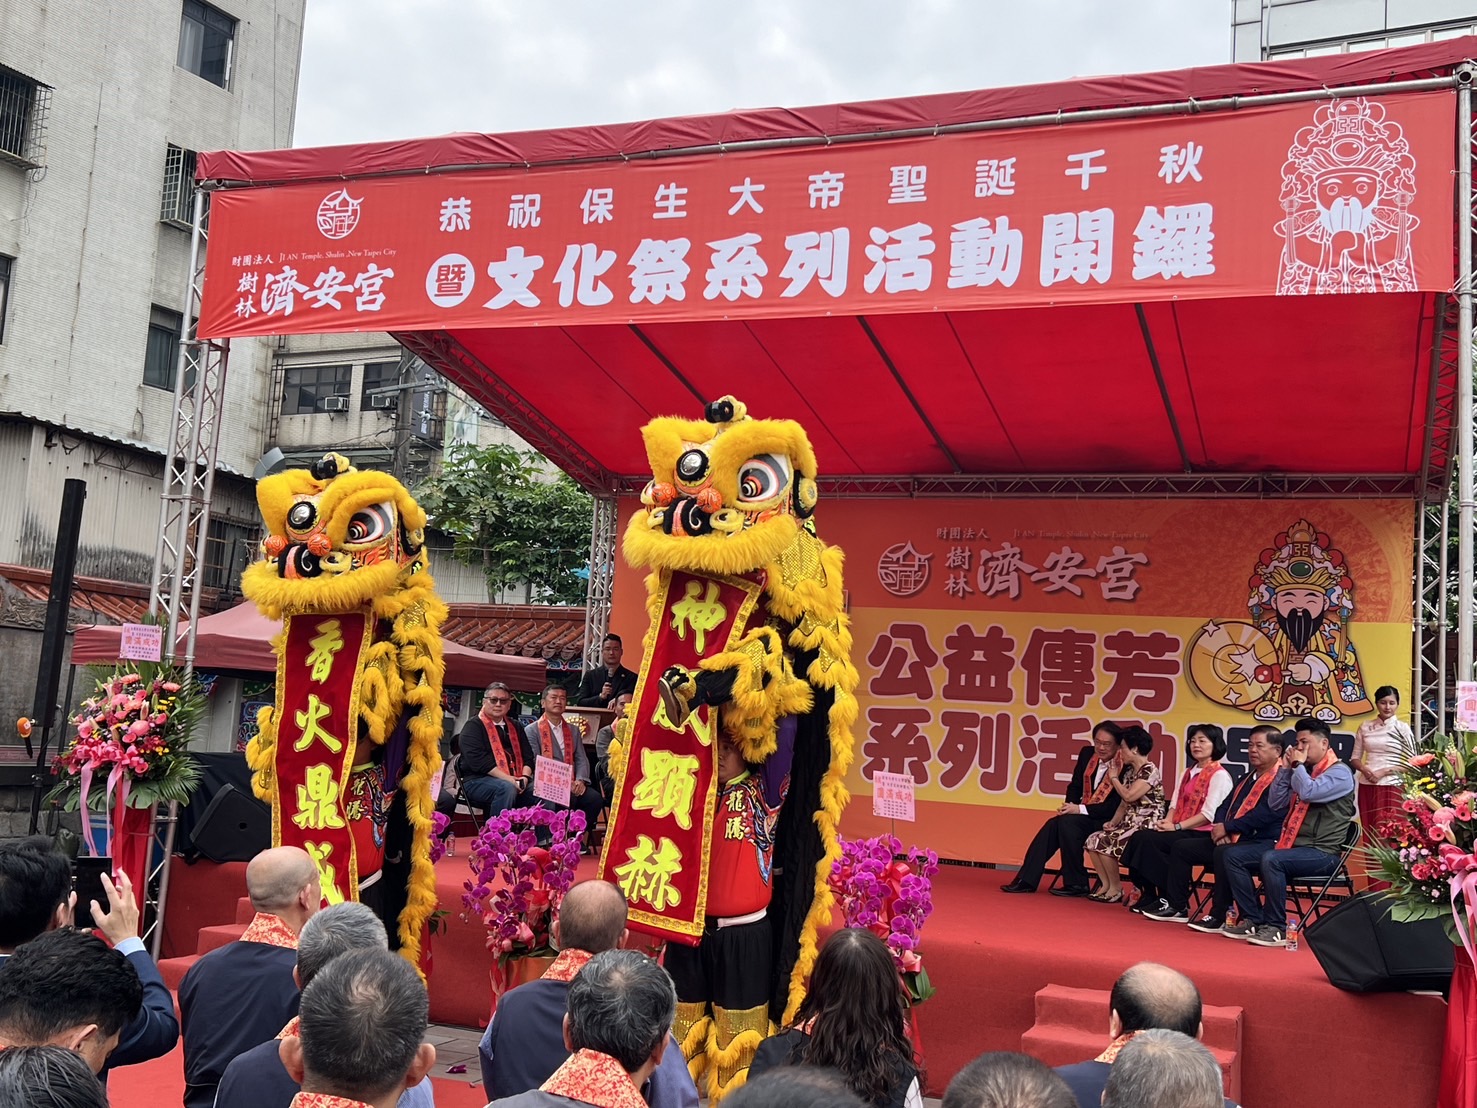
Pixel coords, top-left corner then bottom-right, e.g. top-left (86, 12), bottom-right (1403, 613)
top-left (197, 92), bottom-right (1454, 338)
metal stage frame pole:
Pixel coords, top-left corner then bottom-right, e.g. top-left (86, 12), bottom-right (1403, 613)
top-left (144, 188), bottom-right (231, 959)
top-left (1459, 71), bottom-right (1475, 688)
top-left (582, 497), bottom-right (619, 668)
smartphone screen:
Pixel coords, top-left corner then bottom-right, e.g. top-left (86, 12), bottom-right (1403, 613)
top-left (72, 856), bottom-right (113, 932)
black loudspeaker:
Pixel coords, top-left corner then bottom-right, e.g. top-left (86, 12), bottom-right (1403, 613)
top-left (191, 783), bottom-right (272, 863)
top-left (1304, 891), bottom-right (1454, 992)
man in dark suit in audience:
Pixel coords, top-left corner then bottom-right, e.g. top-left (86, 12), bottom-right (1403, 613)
top-left (1054, 963), bottom-right (1238, 1108)
top-left (0, 840), bottom-right (177, 1077)
top-left (1001, 722), bottom-right (1123, 896)
top-left (481, 880), bottom-right (697, 1108)
top-left (179, 846), bottom-right (321, 1108)
top-left (214, 901), bottom-right (432, 1108)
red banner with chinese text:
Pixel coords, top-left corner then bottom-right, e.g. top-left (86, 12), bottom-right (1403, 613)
top-left (598, 569), bottom-right (765, 943)
top-left (272, 611), bottom-right (374, 903)
top-left (606, 498), bottom-right (1414, 866)
top-left (197, 93), bottom-right (1454, 339)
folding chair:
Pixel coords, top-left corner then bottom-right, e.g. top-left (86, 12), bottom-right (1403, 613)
top-left (445, 757), bottom-right (486, 836)
top-left (1186, 862), bottom-right (1217, 919)
top-left (1285, 821), bottom-right (1362, 927)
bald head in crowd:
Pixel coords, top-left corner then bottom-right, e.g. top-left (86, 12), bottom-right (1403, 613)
top-left (1109, 963), bottom-right (1202, 1040)
top-left (554, 881), bottom-right (629, 955)
top-left (245, 847), bottom-right (322, 936)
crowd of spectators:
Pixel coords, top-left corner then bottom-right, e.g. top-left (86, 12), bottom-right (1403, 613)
top-left (0, 832), bottom-right (1250, 1108)
top-left (1, 705), bottom-right (1358, 1107)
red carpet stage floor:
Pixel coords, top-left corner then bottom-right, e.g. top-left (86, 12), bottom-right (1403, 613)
top-left (158, 855), bottom-right (1446, 1105)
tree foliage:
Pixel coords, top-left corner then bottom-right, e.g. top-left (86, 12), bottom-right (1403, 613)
top-left (416, 443), bottom-right (593, 605)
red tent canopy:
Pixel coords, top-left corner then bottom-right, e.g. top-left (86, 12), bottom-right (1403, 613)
top-left (196, 39), bottom-right (1474, 499)
top-left (70, 602), bottom-right (546, 689)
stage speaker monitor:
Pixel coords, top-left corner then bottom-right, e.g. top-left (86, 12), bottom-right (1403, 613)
top-left (191, 783), bottom-right (272, 864)
top-left (1304, 891), bottom-right (1453, 993)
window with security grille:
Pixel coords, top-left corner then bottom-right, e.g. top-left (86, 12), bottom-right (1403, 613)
top-left (204, 518), bottom-right (254, 593)
top-left (161, 145), bottom-right (201, 227)
top-left (0, 65), bottom-right (50, 168)
top-left (144, 307), bottom-right (184, 390)
top-left (361, 361), bottom-right (400, 410)
top-left (0, 256), bottom-right (11, 345)
top-left (282, 365), bottom-right (352, 415)
top-left (177, 0), bottom-right (237, 88)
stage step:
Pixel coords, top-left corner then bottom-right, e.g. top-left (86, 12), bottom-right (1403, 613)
top-left (1020, 984), bottom-right (1243, 1102)
top-left (157, 955), bottom-right (197, 992)
top-left (195, 922), bottom-right (248, 955)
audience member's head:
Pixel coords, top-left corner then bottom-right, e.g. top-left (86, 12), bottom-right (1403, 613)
top-left (941, 1051), bottom-right (1075, 1108)
top-left (245, 846), bottom-right (322, 933)
top-left (0, 930), bottom-right (143, 1073)
top-left (0, 1044), bottom-right (110, 1108)
top-left (724, 1067), bottom-right (866, 1108)
top-left (554, 880), bottom-right (628, 955)
top-left (296, 901), bottom-right (388, 987)
top-left (1117, 726), bottom-right (1154, 758)
top-left (791, 928), bottom-right (916, 1107)
top-left (1100, 1029), bottom-right (1223, 1108)
top-left (564, 950), bottom-right (675, 1086)
top-left (1108, 963), bottom-right (1202, 1040)
top-left (281, 948), bottom-right (433, 1105)
top-left (0, 839), bottom-right (73, 952)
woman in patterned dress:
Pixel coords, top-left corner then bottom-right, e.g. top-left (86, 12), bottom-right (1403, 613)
top-left (1083, 726), bottom-right (1165, 903)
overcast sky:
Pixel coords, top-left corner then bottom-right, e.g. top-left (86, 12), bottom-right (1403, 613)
top-left (292, 1), bottom-right (1231, 149)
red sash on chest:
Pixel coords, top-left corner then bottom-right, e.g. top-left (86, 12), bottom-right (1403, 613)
top-left (1172, 763), bottom-right (1222, 826)
top-left (1276, 750), bottom-right (1338, 849)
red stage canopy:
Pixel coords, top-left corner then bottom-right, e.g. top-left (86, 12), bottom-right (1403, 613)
top-left (196, 39), bottom-right (1474, 499)
top-left (70, 602), bottom-right (545, 689)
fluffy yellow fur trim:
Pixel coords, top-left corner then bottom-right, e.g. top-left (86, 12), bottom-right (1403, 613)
top-left (623, 509), bottom-right (799, 578)
top-left (255, 462), bottom-right (427, 539)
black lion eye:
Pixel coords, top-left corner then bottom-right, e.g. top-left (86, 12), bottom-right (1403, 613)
top-left (287, 502), bottom-right (316, 530)
top-left (676, 449), bottom-right (708, 482)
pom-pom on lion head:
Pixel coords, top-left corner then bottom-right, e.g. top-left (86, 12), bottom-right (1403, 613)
top-left (241, 452), bottom-right (430, 616)
top-left (624, 396), bottom-right (819, 575)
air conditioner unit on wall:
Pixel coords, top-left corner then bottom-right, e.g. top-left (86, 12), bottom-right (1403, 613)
top-left (318, 396), bottom-right (349, 412)
top-left (368, 393), bottom-right (397, 410)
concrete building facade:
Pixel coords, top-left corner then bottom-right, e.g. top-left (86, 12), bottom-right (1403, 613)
top-left (1232, 0), bottom-right (1477, 61)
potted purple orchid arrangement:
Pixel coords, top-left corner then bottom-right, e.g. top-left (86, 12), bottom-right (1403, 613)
top-left (828, 833), bottom-right (940, 1006)
top-left (462, 806), bottom-right (586, 1001)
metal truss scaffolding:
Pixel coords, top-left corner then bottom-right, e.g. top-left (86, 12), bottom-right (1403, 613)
top-left (144, 189), bottom-right (231, 956)
top-left (582, 497), bottom-right (619, 669)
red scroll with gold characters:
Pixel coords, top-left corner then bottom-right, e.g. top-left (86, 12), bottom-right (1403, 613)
top-left (271, 609), bottom-right (374, 904)
top-left (599, 568), bottom-right (765, 944)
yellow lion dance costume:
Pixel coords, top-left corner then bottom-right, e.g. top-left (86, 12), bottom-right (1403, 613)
top-left (242, 452), bottom-right (443, 969)
top-left (597, 397), bottom-right (857, 1100)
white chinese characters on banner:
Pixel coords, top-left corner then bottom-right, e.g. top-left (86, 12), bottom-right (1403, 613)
top-left (234, 140), bottom-right (1236, 322)
top-left (871, 770), bottom-right (916, 821)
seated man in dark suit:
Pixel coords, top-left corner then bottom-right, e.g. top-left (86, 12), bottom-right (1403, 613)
top-left (179, 845), bottom-right (321, 1108)
top-left (487, 949), bottom-right (676, 1108)
top-left (440, 682), bottom-right (538, 819)
top-left (0, 839), bottom-right (177, 1077)
top-left (576, 633), bottom-right (638, 708)
top-left (1001, 721), bottom-right (1123, 896)
top-left (1054, 963), bottom-right (1238, 1108)
top-left (0, 929), bottom-right (142, 1074)
top-left (213, 901), bottom-right (432, 1108)
top-left (481, 880), bottom-right (697, 1108)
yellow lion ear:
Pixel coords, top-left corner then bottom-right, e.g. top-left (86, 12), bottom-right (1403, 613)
top-left (794, 477), bottom-right (818, 518)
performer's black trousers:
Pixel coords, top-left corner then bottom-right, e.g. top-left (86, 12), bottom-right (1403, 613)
top-left (1015, 813), bottom-right (1104, 890)
top-left (665, 916), bottom-right (772, 1012)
